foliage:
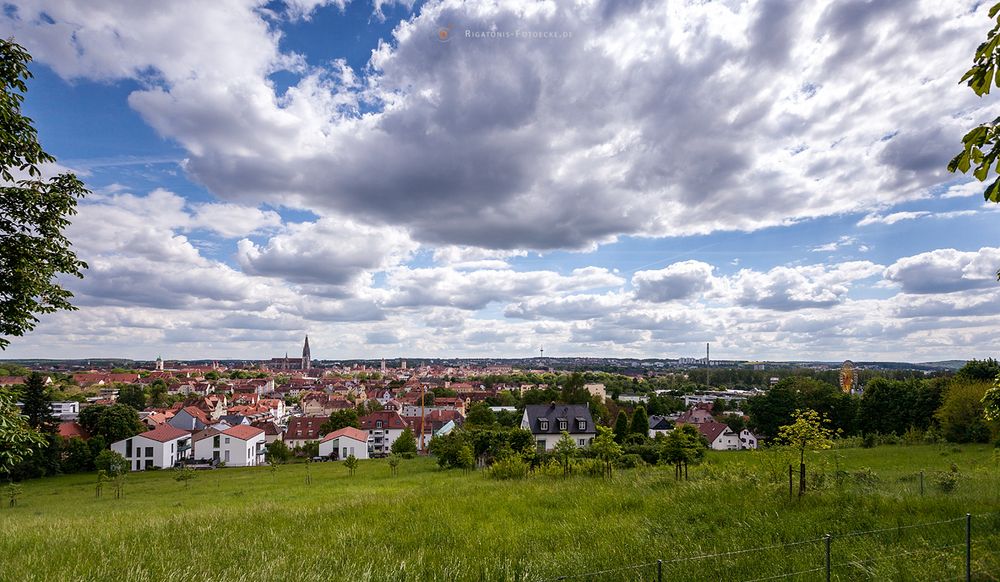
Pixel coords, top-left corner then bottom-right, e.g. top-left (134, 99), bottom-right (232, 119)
top-left (6, 482), bottom-right (22, 507)
top-left (658, 424), bottom-right (707, 480)
top-left (60, 437), bottom-right (93, 473)
top-left (390, 428), bottom-right (418, 456)
top-left (0, 387), bottom-right (45, 475)
top-left (94, 450), bottom-right (128, 476)
top-left (387, 454), bottom-right (400, 476)
top-left (552, 431), bottom-right (577, 477)
top-left (957, 358), bottom-right (1000, 383)
top-left (590, 425), bottom-right (622, 478)
top-left (746, 377), bottom-right (855, 439)
top-left (776, 409), bottom-right (837, 466)
top-left (173, 467), bottom-right (196, 486)
top-left (456, 445), bottom-right (475, 473)
top-left (933, 465), bottom-right (961, 494)
top-left (486, 455), bottom-right (529, 480)
top-left (78, 404), bottom-right (144, 445)
top-left (117, 385), bottom-right (147, 411)
top-left (465, 402), bottom-right (497, 428)
top-left (936, 380), bottom-right (993, 443)
top-left (320, 408), bottom-right (359, 435)
top-left (0, 39), bottom-right (89, 350)
top-left (344, 454), bottom-right (358, 476)
top-left (266, 440), bottom-right (292, 464)
top-left (20, 372), bottom-right (56, 432)
top-left (613, 410), bottom-right (630, 444)
top-left (984, 378), bottom-right (1000, 422)
top-left (629, 406), bottom-right (649, 438)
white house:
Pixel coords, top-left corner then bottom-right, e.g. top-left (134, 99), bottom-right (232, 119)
top-left (521, 403), bottom-right (596, 451)
top-left (693, 421), bottom-right (757, 451)
top-left (192, 425), bottom-right (266, 467)
top-left (318, 427), bottom-right (370, 460)
top-left (359, 411), bottom-right (408, 456)
top-left (111, 425), bottom-right (192, 471)
top-left (50, 401), bottom-right (80, 420)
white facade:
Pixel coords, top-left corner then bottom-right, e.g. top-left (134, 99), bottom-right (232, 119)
top-left (708, 430), bottom-right (742, 451)
top-left (111, 430), bottom-right (191, 471)
top-left (51, 401), bottom-right (80, 419)
top-left (318, 435), bottom-right (369, 460)
top-left (193, 428), bottom-right (265, 467)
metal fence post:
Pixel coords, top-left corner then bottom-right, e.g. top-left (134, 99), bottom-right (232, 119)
top-left (825, 534), bottom-right (832, 582)
top-left (789, 464), bottom-right (793, 500)
top-left (657, 559), bottom-right (663, 582)
top-left (919, 470), bottom-right (924, 496)
top-left (966, 513), bottom-right (972, 582)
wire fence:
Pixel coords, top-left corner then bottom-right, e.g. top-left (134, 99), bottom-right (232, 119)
top-left (540, 512), bottom-right (997, 581)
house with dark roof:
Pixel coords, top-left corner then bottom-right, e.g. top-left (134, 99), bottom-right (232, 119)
top-left (360, 411), bottom-right (408, 456)
top-left (648, 415), bottom-right (674, 438)
top-left (284, 416), bottom-right (328, 449)
top-left (520, 403), bottom-right (596, 451)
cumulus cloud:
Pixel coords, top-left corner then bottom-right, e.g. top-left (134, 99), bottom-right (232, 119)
top-left (633, 260), bottom-right (720, 302)
top-left (730, 261), bottom-right (883, 311)
top-left (6, 0), bottom-right (994, 251)
top-left (883, 247), bottom-right (1000, 294)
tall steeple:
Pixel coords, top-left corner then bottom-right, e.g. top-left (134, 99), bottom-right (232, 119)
top-left (302, 335), bottom-right (311, 370)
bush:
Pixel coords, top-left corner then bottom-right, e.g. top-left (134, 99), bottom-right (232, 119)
top-left (614, 454), bottom-right (646, 469)
top-left (623, 443), bottom-right (660, 465)
top-left (852, 467), bottom-right (880, 488)
top-left (933, 469), bottom-right (959, 494)
top-left (487, 456), bottom-right (529, 480)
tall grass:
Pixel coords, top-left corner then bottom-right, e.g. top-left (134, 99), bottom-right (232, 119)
top-left (2, 444), bottom-right (999, 581)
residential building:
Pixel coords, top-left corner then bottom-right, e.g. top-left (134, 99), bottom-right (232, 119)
top-left (168, 406), bottom-right (211, 431)
top-left (284, 416), bottom-right (328, 449)
top-left (521, 403), bottom-right (596, 451)
top-left (359, 411), bottom-right (408, 456)
top-left (584, 383), bottom-right (606, 401)
top-left (318, 427), bottom-right (369, 460)
top-left (193, 425), bottom-right (266, 466)
top-left (111, 425), bottom-right (191, 471)
top-left (648, 415), bottom-right (673, 438)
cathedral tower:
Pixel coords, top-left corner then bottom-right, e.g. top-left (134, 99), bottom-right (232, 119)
top-left (302, 335), bottom-right (311, 370)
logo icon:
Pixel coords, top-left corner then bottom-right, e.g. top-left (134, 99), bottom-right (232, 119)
top-left (437, 26), bottom-right (451, 43)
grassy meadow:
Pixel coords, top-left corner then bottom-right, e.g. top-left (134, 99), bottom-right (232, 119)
top-left (2, 444), bottom-right (1000, 581)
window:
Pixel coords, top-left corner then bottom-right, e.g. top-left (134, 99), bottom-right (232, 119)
top-left (536, 439), bottom-right (546, 452)
top-left (342, 447), bottom-right (347, 458)
top-left (145, 447), bottom-right (153, 458)
top-left (224, 437), bottom-right (230, 444)
top-left (577, 420), bottom-right (586, 431)
top-left (539, 419), bottom-right (549, 431)
top-left (376, 420), bottom-right (383, 429)
top-left (171, 443), bottom-right (175, 453)
top-left (578, 439), bottom-right (586, 446)
top-left (558, 419), bottom-right (567, 431)
top-left (126, 439), bottom-right (132, 458)
top-left (213, 451), bottom-right (220, 461)
top-left (144, 460), bottom-right (153, 470)
top-left (134, 460), bottom-right (140, 471)
top-left (213, 435), bottom-right (220, 448)
top-left (224, 450), bottom-right (230, 463)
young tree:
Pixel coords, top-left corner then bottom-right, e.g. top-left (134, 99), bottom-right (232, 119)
top-left (629, 406), bottom-right (649, 439)
top-left (457, 444), bottom-right (475, 474)
top-left (0, 388), bottom-right (44, 476)
top-left (613, 410), bottom-right (630, 444)
top-left (94, 450), bottom-right (129, 476)
top-left (20, 372), bottom-right (56, 433)
top-left (659, 424), bottom-right (707, 480)
top-left (265, 440), bottom-right (292, 464)
top-left (553, 430), bottom-right (577, 477)
top-left (391, 427), bottom-right (418, 455)
top-left (590, 425), bottom-right (622, 478)
top-left (344, 454), bottom-right (358, 476)
top-left (0, 40), bottom-right (89, 350)
top-left (388, 453), bottom-right (401, 477)
top-left (776, 409), bottom-right (836, 496)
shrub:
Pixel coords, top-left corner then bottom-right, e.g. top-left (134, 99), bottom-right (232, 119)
top-left (933, 470), bottom-right (959, 494)
top-left (614, 454), bottom-right (646, 469)
top-left (487, 456), bottom-right (529, 480)
top-left (94, 450), bottom-right (128, 476)
top-left (852, 467), bottom-right (880, 488)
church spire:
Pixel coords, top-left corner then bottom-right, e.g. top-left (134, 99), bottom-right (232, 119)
top-left (302, 335), bottom-right (311, 370)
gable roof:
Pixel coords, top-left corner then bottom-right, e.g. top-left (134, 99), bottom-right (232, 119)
top-left (58, 421), bottom-right (89, 439)
top-left (137, 425), bottom-right (190, 443)
top-left (222, 425), bottom-right (265, 441)
top-left (359, 411), bottom-right (407, 430)
top-left (523, 404), bottom-right (594, 435)
top-left (648, 415), bottom-right (674, 431)
top-left (285, 416), bottom-right (328, 441)
top-left (320, 427), bottom-right (369, 443)
top-left (695, 421), bottom-right (733, 443)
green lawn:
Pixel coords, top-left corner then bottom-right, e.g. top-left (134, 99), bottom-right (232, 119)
top-left (2, 444), bottom-right (1000, 581)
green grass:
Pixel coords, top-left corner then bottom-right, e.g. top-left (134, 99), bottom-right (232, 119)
top-left (2, 444), bottom-right (1000, 581)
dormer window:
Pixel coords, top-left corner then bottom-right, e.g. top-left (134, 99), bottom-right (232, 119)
top-left (558, 419), bottom-right (567, 431)
top-left (376, 420), bottom-right (383, 429)
top-left (539, 419), bottom-right (549, 431)
top-left (577, 419), bottom-right (586, 431)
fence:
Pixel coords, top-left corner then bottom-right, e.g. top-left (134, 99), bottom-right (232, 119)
top-left (540, 512), bottom-right (1000, 581)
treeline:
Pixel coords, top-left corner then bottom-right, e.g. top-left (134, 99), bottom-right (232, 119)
top-left (745, 359), bottom-right (1000, 444)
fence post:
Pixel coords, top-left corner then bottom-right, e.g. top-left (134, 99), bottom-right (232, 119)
top-left (825, 534), bottom-right (832, 582)
top-left (966, 513), bottom-right (972, 582)
top-left (919, 471), bottom-right (924, 496)
top-left (657, 559), bottom-right (662, 582)
top-left (789, 465), bottom-right (793, 500)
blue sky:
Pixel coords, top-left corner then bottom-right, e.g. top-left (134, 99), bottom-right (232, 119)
top-left (2, 0), bottom-right (999, 362)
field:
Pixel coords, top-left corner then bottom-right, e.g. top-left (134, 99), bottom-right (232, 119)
top-left (2, 444), bottom-right (1000, 581)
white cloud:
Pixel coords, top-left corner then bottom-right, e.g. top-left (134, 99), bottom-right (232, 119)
top-left (632, 261), bottom-right (720, 302)
top-left (883, 247), bottom-right (1000, 294)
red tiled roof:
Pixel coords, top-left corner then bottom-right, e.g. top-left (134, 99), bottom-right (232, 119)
top-left (320, 427), bottom-right (368, 443)
top-left (137, 425), bottom-right (190, 443)
top-left (285, 416), bottom-right (328, 440)
top-left (222, 425), bottom-right (265, 441)
top-left (58, 421), bottom-right (89, 439)
top-left (359, 411), bottom-right (407, 430)
top-left (181, 406), bottom-right (211, 424)
top-left (695, 421), bottom-right (731, 443)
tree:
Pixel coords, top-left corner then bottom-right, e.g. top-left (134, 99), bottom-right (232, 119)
top-left (20, 372), bottom-right (56, 433)
top-left (456, 444), bottom-right (475, 473)
top-left (984, 377), bottom-right (1000, 422)
top-left (320, 408), bottom-right (359, 435)
top-left (956, 358), bottom-right (1000, 382)
top-left (117, 385), bottom-right (146, 411)
top-left (613, 410), bottom-right (630, 444)
top-left (344, 454), bottom-right (358, 476)
top-left (94, 449), bottom-right (128, 476)
top-left (148, 380), bottom-right (168, 409)
top-left (391, 427), bottom-right (418, 455)
top-left (60, 437), bottom-right (93, 473)
top-left (0, 40), bottom-right (88, 350)
top-left (79, 404), bottom-right (144, 445)
top-left (590, 425), bottom-right (622, 478)
top-left (776, 409), bottom-right (836, 496)
top-left (388, 453), bottom-right (401, 476)
top-left (659, 424), bottom-right (707, 480)
top-left (0, 387), bottom-right (45, 476)
top-left (553, 431), bottom-right (577, 477)
top-left (465, 402), bottom-right (496, 428)
top-left (937, 380), bottom-right (993, 443)
top-left (629, 406), bottom-right (649, 439)
top-left (265, 440), bottom-right (292, 464)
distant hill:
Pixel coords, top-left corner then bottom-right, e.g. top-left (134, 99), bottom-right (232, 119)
top-left (918, 360), bottom-right (967, 370)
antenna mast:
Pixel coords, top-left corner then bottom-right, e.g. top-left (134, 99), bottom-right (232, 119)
top-left (706, 343), bottom-right (710, 388)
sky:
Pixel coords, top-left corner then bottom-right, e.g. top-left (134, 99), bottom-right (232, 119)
top-left (1, 0), bottom-right (999, 362)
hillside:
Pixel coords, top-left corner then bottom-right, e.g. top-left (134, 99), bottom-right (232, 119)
top-left (2, 445), bottom-right (999, 581)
